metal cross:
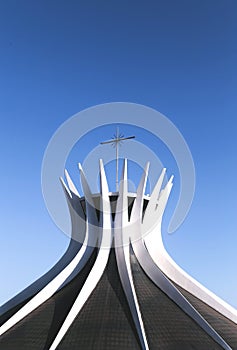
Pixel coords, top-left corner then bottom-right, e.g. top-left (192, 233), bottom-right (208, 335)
top-left (100, 127), bottom-right (135, 191)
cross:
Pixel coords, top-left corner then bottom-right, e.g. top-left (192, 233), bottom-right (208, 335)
top-left (100, 127), bottom-right (135, 191)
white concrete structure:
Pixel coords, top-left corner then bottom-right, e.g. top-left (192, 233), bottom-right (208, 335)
top-left (0, 159), bottom-right (236, 350)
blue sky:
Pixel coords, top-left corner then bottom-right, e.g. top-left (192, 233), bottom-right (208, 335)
top-left (0, 1), bottom-right (237, 308)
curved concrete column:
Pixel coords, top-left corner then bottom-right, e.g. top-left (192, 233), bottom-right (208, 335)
top-left (115, 159), bottom-right (149, 350)
top-left (143, 173), bottom-right (237, 324)
top-left (132, 237), bottom-right (231, 350)
top-left (49, 160), bottom-right (112, 350)
top-left (131, 172), bottom-right (232, 350)
top-left (0, 173), bottom-right (93, 337)
top-left (0, 174), bottom-right (84, 317)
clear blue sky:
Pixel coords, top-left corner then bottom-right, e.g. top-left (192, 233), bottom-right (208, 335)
top-left (0, 1), bottom-right (236, 308)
